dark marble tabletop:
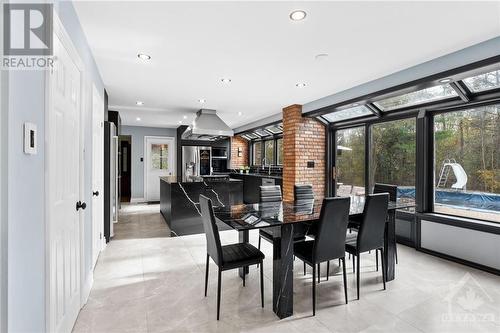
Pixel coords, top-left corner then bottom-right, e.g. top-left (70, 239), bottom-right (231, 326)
top-left (214, 196), bottom-right (415, 231)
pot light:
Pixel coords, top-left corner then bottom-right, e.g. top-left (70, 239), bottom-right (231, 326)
top-left (238, 111), bottom-right (242, 116)
top-left (439, 78), bottom-right (452, 83)
top-left (178, 120), bottom-right (182, 124)
top-left (183, 115), bottom-right (187, 119)
top-left (136, 101), bottom-right (144, 106)
top-left (290, 10), bottom-right (307, 21)
top-left (136, 117), bottom-right (141, 121)
top-left (221, 78), bottom-right (232, 84)
top-left (296, 82), bottom-right (306, 88)
top-left (137, 53), bottom-right (151, 60)
top-left (198, 98), bottom-right (206, 104)
top-left (315, 53), bottom-right (329, 61)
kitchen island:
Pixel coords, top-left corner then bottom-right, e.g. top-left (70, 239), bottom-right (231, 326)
top-left (160, 176), bottom-right (243, 236)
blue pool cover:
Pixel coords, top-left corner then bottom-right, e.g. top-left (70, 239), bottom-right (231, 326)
top-left (398, 187), bottom-right (500, 212)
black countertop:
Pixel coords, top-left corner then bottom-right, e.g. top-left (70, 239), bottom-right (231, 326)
top-left (230, 172), bottom-right (283, 180)
top-left (160, 176), bottom-right (242, 184)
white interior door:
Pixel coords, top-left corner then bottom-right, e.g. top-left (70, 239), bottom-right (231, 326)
top-left (47, 30), bottom-right (82, 333)
top-left (92, 85), bottom-right (104, 267)
top-left (145, 136), bottom-right (175, 201)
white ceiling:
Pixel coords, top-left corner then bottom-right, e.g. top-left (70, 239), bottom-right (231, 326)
top-left (74, 1), bottom-right (500, 129)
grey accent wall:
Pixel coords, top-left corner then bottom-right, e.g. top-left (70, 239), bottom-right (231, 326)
top-left (121, 126), bottom-right (176, 200)
top-left (421, 220), bottom-right (500, 270)
top-left (6, 2), bottom-right (104, 332)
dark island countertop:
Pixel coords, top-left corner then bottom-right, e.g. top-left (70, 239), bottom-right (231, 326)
top-left (229, 172), bottom-right (283, 180)
top-left (160, 176), bottom-right (243, 184)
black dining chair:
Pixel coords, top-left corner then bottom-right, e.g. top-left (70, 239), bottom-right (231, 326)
top-left (199, 195), bottom-right (265, 320)
top-left (345, 193), bottom-right (389, 300)
top-left (348, 183), bottom-right (399, 269)
top-left (257, 186), bottom-right (307, 253)
top-left (294, 197), bottom-right (351, 316)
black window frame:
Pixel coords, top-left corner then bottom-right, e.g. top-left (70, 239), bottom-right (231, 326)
top-left (250, 135), bottom-right (283, 166)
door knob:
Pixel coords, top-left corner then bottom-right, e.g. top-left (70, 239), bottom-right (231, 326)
top-left (93, 191), bottom-right (99, 197)
top-left (76, 201), bottom-right (87, 211)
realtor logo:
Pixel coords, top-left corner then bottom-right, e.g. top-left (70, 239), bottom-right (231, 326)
top-left (3, 3), bottom-right (53, 56)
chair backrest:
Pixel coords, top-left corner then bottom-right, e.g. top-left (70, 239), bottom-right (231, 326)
top-left (199, 195), bottom-right (223, 265)
top-left (294, 184), bottom-right (314, 203)
top-left (313, 197), bottom-right (351, 262)
top-left (260, 185), bottom-right (282, 202)
top-left (373, 183), bottom-right (397, 201)
top-left (357, 193), bottom-right (389, 252)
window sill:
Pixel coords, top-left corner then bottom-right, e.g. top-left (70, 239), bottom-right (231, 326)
top-left (416, 212), bottom-right (500, 235)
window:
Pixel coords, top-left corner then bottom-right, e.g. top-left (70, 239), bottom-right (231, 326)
top-left (253, 141), bottom-right (262, 166)
top-left (151, 144), bottom-right (169, 169)
top-left (264, 140), bottom-right (274, 164)
top-left (374, 84), bottom-right (458, 111)
top-left (276, 138), bottom-right (283, 165)
top-left (323, 105), bottom-right (373, 123)
top-left (336, 127), bottom-right (365, 196)
top-left (434, 106), bottom-right (500, 222)
top-left (370, 118), bottom-right (416, 207)
top-left (463, 69), bottom-right (500, 93)
top-left (255, 129), bottom-right (271, 137)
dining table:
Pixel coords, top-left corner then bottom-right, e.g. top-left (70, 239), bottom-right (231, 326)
top-left (213, 196), bottom-right (415, 319)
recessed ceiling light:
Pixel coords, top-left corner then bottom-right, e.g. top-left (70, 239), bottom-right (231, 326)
top-left (178, 120), bottom-right (182, 124)
top-left (221, 78), bottom-right (232, 84)
top-left (352, 103), bottom-right (359, 107)
top-left (183, 115), bottom-right (187, 119)
top-left (136, 117), bottom-right (141, 121)
top-left (136, 101), bottom-right (144, 106)
top-left (315, 53), bottom-right (329, 61)
top-left (296, 82), bottom-right (306, 88)
top-left (137, 53), bottom-right (151, 60)
top-left (198, 98), bottom-right (206, 104)
top-left (439, 78), bottom-right (452, 83)
top-left (290, 10), bottom-right (307, 21)
top-left (238, 111), bottom-right (242, 116)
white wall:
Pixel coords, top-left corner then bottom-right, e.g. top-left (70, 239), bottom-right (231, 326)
top-left (121, 125), bottom-right (176, 200)
top-left (421, 220), bottom-right (500, 270)
top-left (6, 2), bottom-right (104, 332)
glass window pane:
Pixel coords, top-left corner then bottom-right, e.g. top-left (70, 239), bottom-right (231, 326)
top-left (434, 106), bottom-right (500, 222)
top-left (336, 127), bottom-right (365, 196)
top-left (264, 140), bottom-right (274, 164)
top-left (255, 129), bottom-right (271, 137)
top-left (371, 118), bottom-right (416, 210)
top-left (151, 144), bottom-right (169, 170)
top-left (374, 84), bottom-right (458, 111)
top-left (266, 126), bottom-right (282, 134)
top-left (323, 105), bottom-right (373, 123)
top-left (276, 138), bottom-right (283, 165)
top-left (463, 69), bottom-right (500, 92)
top-left (246, 133), bottom-right (259, 139)
top-left (253, 141), bottom-right (262, 165)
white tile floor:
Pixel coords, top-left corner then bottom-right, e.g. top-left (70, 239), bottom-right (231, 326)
top-left (73, 204), bottom-right (500, 333)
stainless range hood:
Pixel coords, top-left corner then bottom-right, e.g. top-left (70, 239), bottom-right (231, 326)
top-left (182, 109), bottom-right (234, 141)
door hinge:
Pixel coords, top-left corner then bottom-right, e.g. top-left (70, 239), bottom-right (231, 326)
top-left (100, 232), bottom-right (102, 240)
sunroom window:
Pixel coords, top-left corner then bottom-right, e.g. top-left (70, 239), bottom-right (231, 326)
top-left (463, 69), bottom-right (500, 93)
top-left (322, 105), bottom-right (373, 123)
top-left (374, 84), bottom-right (458, 111)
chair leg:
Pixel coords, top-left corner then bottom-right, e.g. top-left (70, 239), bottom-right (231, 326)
top-left (312, 264), bottom-right (316, 316)
top-left (326, 261), bottom-right (330, 281)
top-left (338, 258), bottom-right (341, 266)
top-left (217, 268), bottom-right (222, 320)
top-left (303, 261), bottom-right (306, 276)
top-left (204, 254), bottom-right (209, 297)
top-left (356, 254), bottom-right (360, 300)
top-left (260, 261), bottom-right (264, 308)
top-left (375, 250), bottom-right (379, 271)
top-left (352, 255), bottom-right (355, 274)
top-left (380, 248), bottom-right (386, 290)
top-left (243, 269), bottom-right (246, 287)
top-left (341, 257), bottom-right (348, 304)
top-left (395, 244), bottom-right (398, 264)
top-left (257, 237), bottom-right (261, 268)
top-left (318, 263), bottom-right (321, 284)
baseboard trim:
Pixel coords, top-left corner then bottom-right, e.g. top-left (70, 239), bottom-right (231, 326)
top-left (130, 197), bottom-right (146, 203)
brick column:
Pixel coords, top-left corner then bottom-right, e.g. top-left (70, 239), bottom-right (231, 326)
top-left (282, 104), bottom-right (326, 201)
top-left (230, 136), bottom-right (249, 169)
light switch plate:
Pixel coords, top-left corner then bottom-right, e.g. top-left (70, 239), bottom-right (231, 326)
top-left (24, 122), bottom-right (37, 155)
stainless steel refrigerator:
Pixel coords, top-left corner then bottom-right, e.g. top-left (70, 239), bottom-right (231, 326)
top-left (182, 146), bottom-right (212, 182)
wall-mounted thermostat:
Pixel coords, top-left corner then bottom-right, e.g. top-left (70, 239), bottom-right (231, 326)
top-left (24, 122), bottom-right (37, 155)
